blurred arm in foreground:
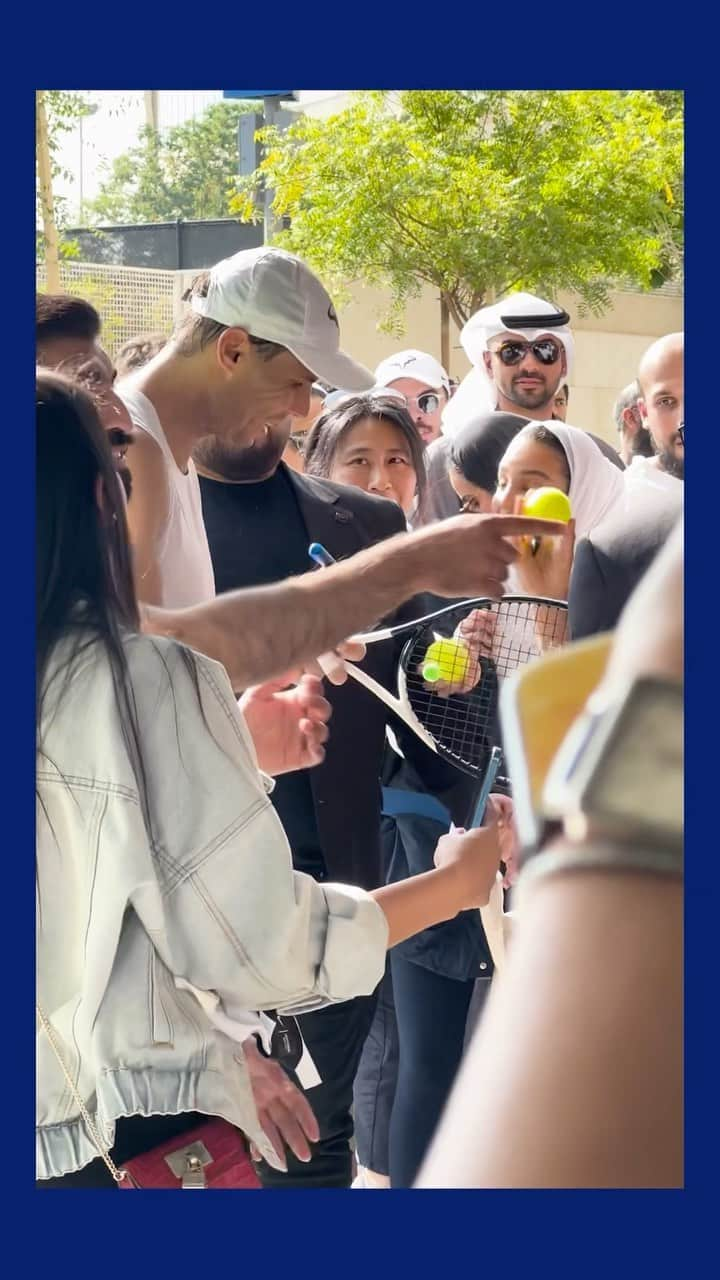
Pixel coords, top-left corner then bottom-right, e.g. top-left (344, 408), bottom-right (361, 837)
top-left (418, 521), bottom-right (683, 1189)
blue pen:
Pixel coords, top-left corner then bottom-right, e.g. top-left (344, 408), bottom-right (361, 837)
top-left (308, 542), bottom-right (337, 569)
top-left (469, 747), bottom-right (503, 828)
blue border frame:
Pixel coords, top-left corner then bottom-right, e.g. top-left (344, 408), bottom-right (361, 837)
top-left (21, 18), bottom-right (705, 1272)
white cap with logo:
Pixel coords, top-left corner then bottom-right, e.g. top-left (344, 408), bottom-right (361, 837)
top-left (374, 349), bottom-right (450, 395)
top-left (441, 292), bottom-right (574, 436)
top-left (191, 247), bottom-right (374, 392)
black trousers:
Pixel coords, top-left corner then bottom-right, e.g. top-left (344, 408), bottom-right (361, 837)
top-left (255, 992), bottom-right (378, 1190)
top-left (389, 952), bottom-right (477, 1188)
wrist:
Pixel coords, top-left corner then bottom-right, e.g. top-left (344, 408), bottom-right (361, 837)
top-left (430, 863), bottom-right (465, 920)
top-left (398, 527), bottom-right (437, 595)
top-left (518, 835), bottom-right (683, 907)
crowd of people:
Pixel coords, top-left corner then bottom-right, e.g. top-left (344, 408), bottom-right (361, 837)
top-left (36, 244), bottom-right (683, 1189)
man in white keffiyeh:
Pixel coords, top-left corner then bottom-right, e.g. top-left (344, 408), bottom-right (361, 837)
top-left (442, 292), bottom-right (575, 435)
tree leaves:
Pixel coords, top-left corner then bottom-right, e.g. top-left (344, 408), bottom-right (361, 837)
top-left (88, 101), bottom-right (258, 225)
top-left (230, 90), bottom-right (683, 326)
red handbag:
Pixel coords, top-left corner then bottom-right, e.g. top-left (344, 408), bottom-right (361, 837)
top-left (119, 1118), bottom-right (260, 1189)
top-left (38, 1004), bottom-right (260, 1190)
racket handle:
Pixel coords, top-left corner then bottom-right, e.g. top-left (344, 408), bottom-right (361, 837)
top-left (340, 660), bottom-right (438, 755)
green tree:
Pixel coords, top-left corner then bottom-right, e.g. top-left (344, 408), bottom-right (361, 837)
top-left (36, 91), bottom-right (96, 280)
top-left (89, 101), bottom-right (258, 224)
top-left (231, 90), bottom-right (683, 334)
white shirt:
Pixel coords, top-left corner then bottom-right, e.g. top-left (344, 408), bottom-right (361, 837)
top-left (625, 454), bottom-right (685, 508)
top-left (119, 385), bottom-right (216, 609)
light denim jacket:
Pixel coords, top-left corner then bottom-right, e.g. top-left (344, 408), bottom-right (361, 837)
top-left (36, 632), bottom-right (388, 1180)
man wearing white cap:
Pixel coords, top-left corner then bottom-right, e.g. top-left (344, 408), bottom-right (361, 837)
top-left (120, 247), bottom-right (376, 608)
top-left (374, 349), bottom-right (450, 446)
top-left (116, 246), bottom-right (378, 1175)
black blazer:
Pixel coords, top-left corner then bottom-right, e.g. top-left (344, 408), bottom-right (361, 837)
top-left (283, 468), bottom-right (476, 887)
top-left (569, 482), bottom-right (683, 639)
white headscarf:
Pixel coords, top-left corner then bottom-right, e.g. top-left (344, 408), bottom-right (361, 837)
top-left (442, 292), bottom-right (575, 437)
top-left (514, 420), bottom-right (625, 540)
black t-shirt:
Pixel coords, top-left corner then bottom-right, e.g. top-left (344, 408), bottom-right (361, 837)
top-left (199, 468), bottom-right (324, 877)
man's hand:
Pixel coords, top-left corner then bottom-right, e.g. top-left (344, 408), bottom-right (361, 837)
top-left (510, 496), bottom-right (576, 601)
top-left (406, 514), bottom-right (568, 600)
top-left (242, 1036), bottom-right (319, 1170)
top-left (303, 640), bottom-right (367, 687)
top-left (239, 674), bottom-right (331, 775)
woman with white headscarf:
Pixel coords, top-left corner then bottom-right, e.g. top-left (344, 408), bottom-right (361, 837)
top-left (493, 420), bottom-right (625, 600)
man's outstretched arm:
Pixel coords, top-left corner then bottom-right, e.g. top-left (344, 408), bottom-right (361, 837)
top-left (143, 513), bottom-right (565, 689)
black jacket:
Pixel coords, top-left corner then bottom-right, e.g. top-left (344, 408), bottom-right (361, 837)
top-left (203, 465), bottom-right (473, 889)
top-left (569, 479), bottom-right (683, 639)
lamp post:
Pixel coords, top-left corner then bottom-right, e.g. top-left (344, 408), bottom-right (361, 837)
top-left (78, 102), bottom-right (99, 224)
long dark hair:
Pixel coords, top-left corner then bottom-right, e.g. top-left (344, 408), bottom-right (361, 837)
top-left (450, 410), bottom-right (530, 495)
top-left (36, 373), bottom-right (151, 818)
top-left (304, 393), bottom-right (427, 516)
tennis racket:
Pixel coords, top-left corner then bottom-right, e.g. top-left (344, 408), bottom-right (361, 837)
top-left (328, 596), bottom-right (568, 780)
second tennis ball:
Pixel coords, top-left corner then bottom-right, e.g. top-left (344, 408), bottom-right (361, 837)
top-left (422, 637), bottom-right (472, 684)
top-left (522, 486), bottom-right (572, 523)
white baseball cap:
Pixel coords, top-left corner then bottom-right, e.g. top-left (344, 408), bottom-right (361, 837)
top-left (374, 349), bottom-right (450, 395)
top-left (191, 247), bottom-right (374, 391)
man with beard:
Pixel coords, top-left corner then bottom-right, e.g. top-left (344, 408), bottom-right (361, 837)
top-left (118, 248), bottom-right (550, 1176)
top-left (569, 332), bottom-right (684, 639)
top-left (420, 293), bottom-right (622, 524)
top-left (36, 294), bottom-right (134, 500)
top-left (194, 412), bottom-right (481, 1190)
top-left (614, 379), bottom-right (654, 467)
top-left (374, 349), bottom-right (451, 446)
top-left (637, 333), bottom-right (684, 483)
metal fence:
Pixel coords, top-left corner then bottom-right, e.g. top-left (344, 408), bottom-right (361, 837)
top-left (36, 261), bottom-right (184, 356)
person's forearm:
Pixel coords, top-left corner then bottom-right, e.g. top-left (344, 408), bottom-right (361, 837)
top-left (157, 530), bottom-right (426, 689)
top-left (418, 864), bottom-right (682, 1188)
top-left (372, 865), bottom-right (464, 948)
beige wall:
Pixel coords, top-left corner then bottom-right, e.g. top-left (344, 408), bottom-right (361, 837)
top-left (336, 282), bottom-right (683, 445)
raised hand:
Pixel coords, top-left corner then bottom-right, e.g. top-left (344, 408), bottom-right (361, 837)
top-left (239, 674), bottom-right (331, 775)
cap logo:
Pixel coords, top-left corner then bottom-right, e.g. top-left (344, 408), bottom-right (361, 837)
top-left (327, 304), bottom-right (339, 329)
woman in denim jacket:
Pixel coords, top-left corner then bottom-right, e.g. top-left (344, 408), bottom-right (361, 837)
top-left (36, 373), bottom-right (505, 1186)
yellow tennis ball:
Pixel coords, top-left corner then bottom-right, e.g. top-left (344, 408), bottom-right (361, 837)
top-left (522, 487), bottom-right (572, 522)
top-left (422, 637), bottom-right (472, 684)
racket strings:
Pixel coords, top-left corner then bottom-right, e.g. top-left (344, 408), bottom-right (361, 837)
top-left (402, 599), bottom-right (567, 776)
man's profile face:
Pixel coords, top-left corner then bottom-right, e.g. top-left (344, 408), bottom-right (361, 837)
top-left (207, 334), bottom-right (317, 453)
top-left (57, 349), bottom-right (136, 497)
top-left (483, 330), bottom-right (567, 412)
top-left (639, 349), bottom-right (684, 480)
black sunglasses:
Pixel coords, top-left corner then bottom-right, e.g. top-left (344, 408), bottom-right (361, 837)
top-left (491, 339), bottom-right (562, 367)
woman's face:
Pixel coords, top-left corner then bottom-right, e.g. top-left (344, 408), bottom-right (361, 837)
top-left (329, 416), bottom-right (418, 515)
top-left (449, 465), bottom-right (494, 515)
top-left (493, 434), bottom-right (569, 513)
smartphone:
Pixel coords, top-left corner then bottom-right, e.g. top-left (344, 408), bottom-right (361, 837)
top-left (469, 747), bottom-right (503, 828)
top-left (499, 634), bottom-right (612, 853)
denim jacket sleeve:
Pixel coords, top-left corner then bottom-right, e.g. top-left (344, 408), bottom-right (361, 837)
top-left (125, 638), bottom-right (388, 1016)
